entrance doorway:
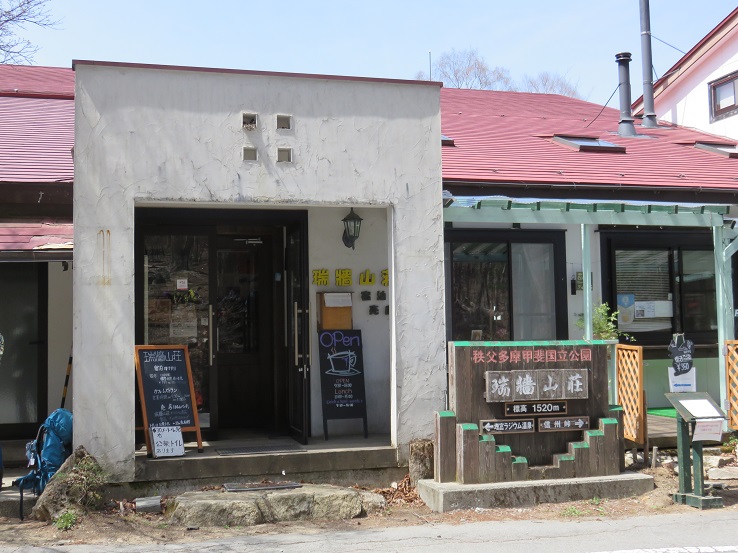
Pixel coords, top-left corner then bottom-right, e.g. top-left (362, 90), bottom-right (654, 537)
top-left (0, 263), bottom-right (48, 439)
top-left (136, 208), bottom-right (309, 442)
top-left (215, 234), bottom-right (274, 429)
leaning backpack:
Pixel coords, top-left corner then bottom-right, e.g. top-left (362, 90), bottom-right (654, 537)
top-left (12, 408), bottom-right (73, 519)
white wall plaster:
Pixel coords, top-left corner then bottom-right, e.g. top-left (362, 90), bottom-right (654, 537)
top-left (74, 64), bottom-right (444, 481)
top-left (654, 29), bottom-right (738, 140)
top-left (307, 206), bottom-right (392, 437)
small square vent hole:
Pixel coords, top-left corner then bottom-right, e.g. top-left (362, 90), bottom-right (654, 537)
top-left (243, 113), bottom-right (257, 130)
top-left (277, 148), bottom-right (293, 162)
top-left (277, 115), bottom-right (292, 130)
top-left (243, 147), bottom-right (258, 161)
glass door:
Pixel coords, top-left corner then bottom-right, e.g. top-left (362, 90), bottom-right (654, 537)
top-left (0, 263), bottom-right (47, 438)
top-left (142, 234), bottom-right (211, 427)
top-left (214, 236), bottom-right (273, 429)
top-left (286, 220), bottom-right (310, 443)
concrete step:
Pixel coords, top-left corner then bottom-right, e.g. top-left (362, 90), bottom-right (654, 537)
top-left (1, 440), bottom-right (30, 468)
top-left (0, 468), bottom-right (36, 519)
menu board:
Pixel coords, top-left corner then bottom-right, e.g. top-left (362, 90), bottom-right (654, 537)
top-left (317, 329), bottom-right (368, 439)
top-left (134, 345), bottom-right (202, 455)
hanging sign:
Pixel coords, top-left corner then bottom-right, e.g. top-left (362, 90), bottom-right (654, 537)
top-left (692, 419), bottom-right (724, 443)
top-left (668, 334), bottom-right (696, 393)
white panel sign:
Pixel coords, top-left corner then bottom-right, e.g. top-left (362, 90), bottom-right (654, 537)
top-left (692, 419), bottom-right (723, 442)
top-left (668, 366), bottom-right (696, 393)
top-left (150, 426), bottom-right (185, 458)
top-left (681, 399), bottom-right (721, 419)
top-left (324, 293), bottom-right (352, 307)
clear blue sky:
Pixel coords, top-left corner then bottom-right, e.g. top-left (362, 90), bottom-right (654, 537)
top-left (22, 0), bottom-right (737, 107)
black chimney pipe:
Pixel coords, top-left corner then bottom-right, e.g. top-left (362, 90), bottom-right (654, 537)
top-left (616, 52), bottom-right (638, 137)
top-left (640, 0), bottom-right (658, 128)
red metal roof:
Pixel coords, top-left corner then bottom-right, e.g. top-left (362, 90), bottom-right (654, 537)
top-left (441, 88), bottom-right (738, 192)
top-left (0, 64), bottom-right (74, 99)
top-left (0, 95), bottom-right (74, 183)
top-left (0, 219), bottom-right (73, 251)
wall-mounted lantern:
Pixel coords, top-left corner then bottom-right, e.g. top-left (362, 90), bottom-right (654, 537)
top-left (342, 208), bottom-right (363, 250)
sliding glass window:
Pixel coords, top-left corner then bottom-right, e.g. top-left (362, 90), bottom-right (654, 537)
top-left (446, 230), bottom-right (567, 342)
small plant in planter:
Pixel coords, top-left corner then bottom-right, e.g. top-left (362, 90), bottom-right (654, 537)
top-left (721, 434), bottom-right (738, 454)
top-left (577, 302), bottom-right (634, 342)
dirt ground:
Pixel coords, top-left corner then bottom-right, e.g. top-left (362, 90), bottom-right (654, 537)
top-left (1, 462), bottom-right (737, 548)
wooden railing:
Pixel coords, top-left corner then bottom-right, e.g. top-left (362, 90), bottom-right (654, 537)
top-left (616, 344), bottom-right (646, 444)
top-left (726, 340), bottom-right (738, 430)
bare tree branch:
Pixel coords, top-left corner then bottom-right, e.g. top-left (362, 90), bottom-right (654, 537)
top-left (419, 49), bottom-right (581, 98)
top-left (0, 0), bottom-right (58, 64)
top-left (431, 48), bottom-right (514, 91)
top-left (521, 71), bottom-right (581, 98)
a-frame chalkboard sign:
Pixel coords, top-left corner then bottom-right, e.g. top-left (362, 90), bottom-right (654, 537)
top-left (317, 329), bottom-right (368, 439)
top-left (134, 345), bottom-right (203, 456)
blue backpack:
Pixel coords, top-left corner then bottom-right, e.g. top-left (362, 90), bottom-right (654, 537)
top-left (13, 408), bottom-right (73, 518)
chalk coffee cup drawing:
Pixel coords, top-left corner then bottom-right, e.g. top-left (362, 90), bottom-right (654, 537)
top-left (326, 350), bottom-right (359, 376)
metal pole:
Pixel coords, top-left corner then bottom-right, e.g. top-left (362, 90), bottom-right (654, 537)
top-left (713, 225), bottom-right (728, 415)
top-left (582, 224), bottom-right (593, 340)
top-left (639, 0), bottom-right (658, 128)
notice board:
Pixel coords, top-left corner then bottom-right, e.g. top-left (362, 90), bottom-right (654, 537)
top-left (317, 329), bottom-right (368, 439)
top-left (134, 345), bottom-right (203, 455)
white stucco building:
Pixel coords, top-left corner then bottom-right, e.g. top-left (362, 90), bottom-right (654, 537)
top-left (73, 61), bottom-right (445, 482)
top-left (633, 7), bottom-right (738, 141)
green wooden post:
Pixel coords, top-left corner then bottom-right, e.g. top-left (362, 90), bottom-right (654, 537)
top-left (676, 414), bottom-right (693, 496)
top-left (581, 224), bottom-right (593, 340)
top-left (692, 440), bottom-right (705, 498)
top-left (713, 224), bottom-right (729, 418)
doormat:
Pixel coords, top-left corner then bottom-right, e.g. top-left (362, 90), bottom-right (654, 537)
top-left (215, 444), bottom-right (303, 456)
top-left (647, 407), bottom-right (678, 419)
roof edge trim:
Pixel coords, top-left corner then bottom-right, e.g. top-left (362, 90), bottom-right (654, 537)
top-left (72, 60), bottom-right (444, 87)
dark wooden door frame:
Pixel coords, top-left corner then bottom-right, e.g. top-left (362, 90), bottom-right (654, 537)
top-left (134, 207), bottom-right (308, 439)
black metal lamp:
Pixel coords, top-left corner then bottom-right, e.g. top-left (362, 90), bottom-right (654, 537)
top-left (342, 208), bottom-right (363, 249)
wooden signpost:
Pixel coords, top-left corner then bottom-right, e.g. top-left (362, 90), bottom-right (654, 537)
top-left (134, 345), bottom-right (203, 456)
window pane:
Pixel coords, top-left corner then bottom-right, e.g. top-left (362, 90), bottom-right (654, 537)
top-left (681, 250), bottom-right (716, 333)
top-left (716, 81), bottom-right (736, 110)
top-left (615, 249), bottom-right (671, 333)
top-left (451, 242), bottom-right (510, 341)
top-left (511, 243), bottom-right (556, 340)
top-left (0, 264), bottom-right (39, 424)
top-left (144, 235), bottom-right (210, 421)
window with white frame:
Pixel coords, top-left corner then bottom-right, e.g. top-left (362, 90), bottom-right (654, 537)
top-left (710, 71), bottom-right (738, 121)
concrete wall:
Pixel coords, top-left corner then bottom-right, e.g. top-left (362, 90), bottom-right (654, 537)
top-left (47, 261), bottom-right (73, 414)
top-left (655, 29), bottom-right (738, 140)
top-left (307, 206), bottom-right (392, 437)
top-left (73, 63), bottom-right (444, 481)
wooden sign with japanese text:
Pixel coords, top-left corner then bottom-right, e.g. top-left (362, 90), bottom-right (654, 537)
top-left (448, 340), bottom-right (609, 466)
top-left (135, 345), bottom-right (203, 456)
top-left (480, 419), bottom-right (535, 434)
top-left (538, 416), bottom-right (590, 432)
top-left (504, 401), bottom-right (567, 417)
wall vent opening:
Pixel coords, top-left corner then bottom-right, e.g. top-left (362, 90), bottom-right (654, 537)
top-left (277, 115), bottom-right (292, 130)
top-left (242, 113), bottom-right (258, 130)
top-left (277, 148), bottom-right (293, 162)
top-left (243, 147), bottom-right (258, 161)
